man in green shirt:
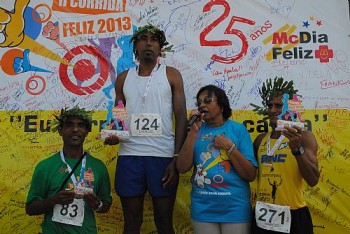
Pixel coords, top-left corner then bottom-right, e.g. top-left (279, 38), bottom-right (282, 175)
top-left (26, 106), bottom-right (112, 233)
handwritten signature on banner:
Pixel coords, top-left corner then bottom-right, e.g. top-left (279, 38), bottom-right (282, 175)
top-left (0, 0), bottom-right (348, 110)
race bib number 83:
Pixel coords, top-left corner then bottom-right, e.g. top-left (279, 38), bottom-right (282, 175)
top-left (255, 201), bottom-right (291, 233)
top-left (52, 199), bottom-right (84, 226)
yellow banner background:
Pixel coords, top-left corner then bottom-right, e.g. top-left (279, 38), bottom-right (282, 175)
top-left (0, 109), bottom-right (349, 233)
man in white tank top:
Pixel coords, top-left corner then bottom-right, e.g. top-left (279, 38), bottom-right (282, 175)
top-left (105, 24), bottom-right (187, 234)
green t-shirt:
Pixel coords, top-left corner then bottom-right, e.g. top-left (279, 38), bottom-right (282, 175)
top-left (26, 152), bottom-right (112, 234)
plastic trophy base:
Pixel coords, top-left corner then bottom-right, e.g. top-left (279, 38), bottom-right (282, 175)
top-left (74, 187), bottom-right (93, 198)
top-left (100, 129), bottom-right (130, 140)
top-left (275, 120), bottom-right (306, 131)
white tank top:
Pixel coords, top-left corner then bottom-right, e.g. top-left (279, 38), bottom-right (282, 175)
top-left (119, 64), bottom-right (175, 157)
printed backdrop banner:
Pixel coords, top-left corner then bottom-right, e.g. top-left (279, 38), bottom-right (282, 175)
top-left (0, 0), bottom-right (349, 233)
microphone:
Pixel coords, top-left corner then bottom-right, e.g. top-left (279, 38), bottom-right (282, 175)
top-left (188, 109), bottom-right (202, 126)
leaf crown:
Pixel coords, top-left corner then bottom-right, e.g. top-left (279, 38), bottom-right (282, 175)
top-left (49, 106), bottom-right (93, 132)
top-left (250, 77), bottom-right (299, 117)
top-left (130, 24), bottom-right (173, 59)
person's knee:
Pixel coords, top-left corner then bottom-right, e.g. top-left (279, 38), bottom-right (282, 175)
top-left (122, 207), bottom-right (144, 232)
top-left (152, 196), bottom-right (176, 233)
top-left (124, 211), bottom-right (143, 225)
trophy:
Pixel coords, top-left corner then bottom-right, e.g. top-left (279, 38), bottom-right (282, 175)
top-left (275, 93), bottom-right (306, 131)
top-left (100, 100), bottom-right (130, 140)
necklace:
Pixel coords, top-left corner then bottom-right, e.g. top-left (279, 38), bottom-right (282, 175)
top-left (265, 134), bottom-right (285, 166)
top-left (136, 63), bottom-right (160, 109)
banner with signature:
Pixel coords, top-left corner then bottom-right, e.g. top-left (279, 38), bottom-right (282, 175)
top-left (0, 0), bottom-right (349, 233)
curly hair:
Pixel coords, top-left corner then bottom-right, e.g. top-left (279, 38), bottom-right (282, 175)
top-left (196, 85), bottom-right (232, 120)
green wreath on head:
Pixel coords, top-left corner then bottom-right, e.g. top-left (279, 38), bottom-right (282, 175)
top-left (49, 106), bottom-right (93, 132)
top-left (250, 77), bottom-right (299, 118)
top-left (130, 24), bottom-right (173, 60)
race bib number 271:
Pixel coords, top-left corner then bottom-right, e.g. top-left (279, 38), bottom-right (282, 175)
top-left (255, 201), bottom-right (291, 233)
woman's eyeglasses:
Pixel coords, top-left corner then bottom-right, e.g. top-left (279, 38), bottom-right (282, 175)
top-left (196, 98), bottom-right (216, 106)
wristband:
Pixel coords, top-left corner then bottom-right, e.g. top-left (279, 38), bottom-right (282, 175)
top-left (227, 142), bottom-right (236, 154)
top-left (96, 200), bottom-right (103, 212)
top-left (292, 146), bottom-right (304, 156)
top-left (173, 154), bottom-right (179, 157)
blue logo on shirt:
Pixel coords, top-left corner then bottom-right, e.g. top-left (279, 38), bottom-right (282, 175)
top-left (261, 154), bottom-right (287, 163)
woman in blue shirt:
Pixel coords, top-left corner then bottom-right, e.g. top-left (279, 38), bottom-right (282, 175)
top-left (177, 85), bottom-right (257, 234)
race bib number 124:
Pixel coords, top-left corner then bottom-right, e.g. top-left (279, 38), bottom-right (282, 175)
top-left (130, 114), bottom-right (162, 136)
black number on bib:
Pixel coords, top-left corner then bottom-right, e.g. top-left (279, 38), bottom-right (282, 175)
top-left (70, 204), bottom-right (78, 217)
top-left (141, 118), bottom-right (150, 130)
top-left (60, 204), bottom-right (69, 216)
top-left (134, 118), bottom-right (159, 131)
top-left (268, 209), bottom-right (277, 222)
top-left (258, 208), bottom-right (285, 224)
top-left (150, 119), bottom-right (159, 130)
top-left (278, 211), bottom-right (285, 224)
top-left (60, 204), bottom-right (79, 217)
top-left (258, 207), bottom-right (268, 221)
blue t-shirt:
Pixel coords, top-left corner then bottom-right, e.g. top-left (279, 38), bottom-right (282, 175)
top-left (190, 120), bottom-right (257, 223)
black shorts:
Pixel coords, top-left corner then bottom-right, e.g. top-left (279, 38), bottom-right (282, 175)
top-left (251, 206), bottom-right (314, 234)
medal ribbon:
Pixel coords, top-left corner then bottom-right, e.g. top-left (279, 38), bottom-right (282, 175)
top-left (136, 63), bottom-right (160, 99)
top-left (60, 150), bottom-right (86, 187)
top-left (267, 134), bottom-right (285, 156)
